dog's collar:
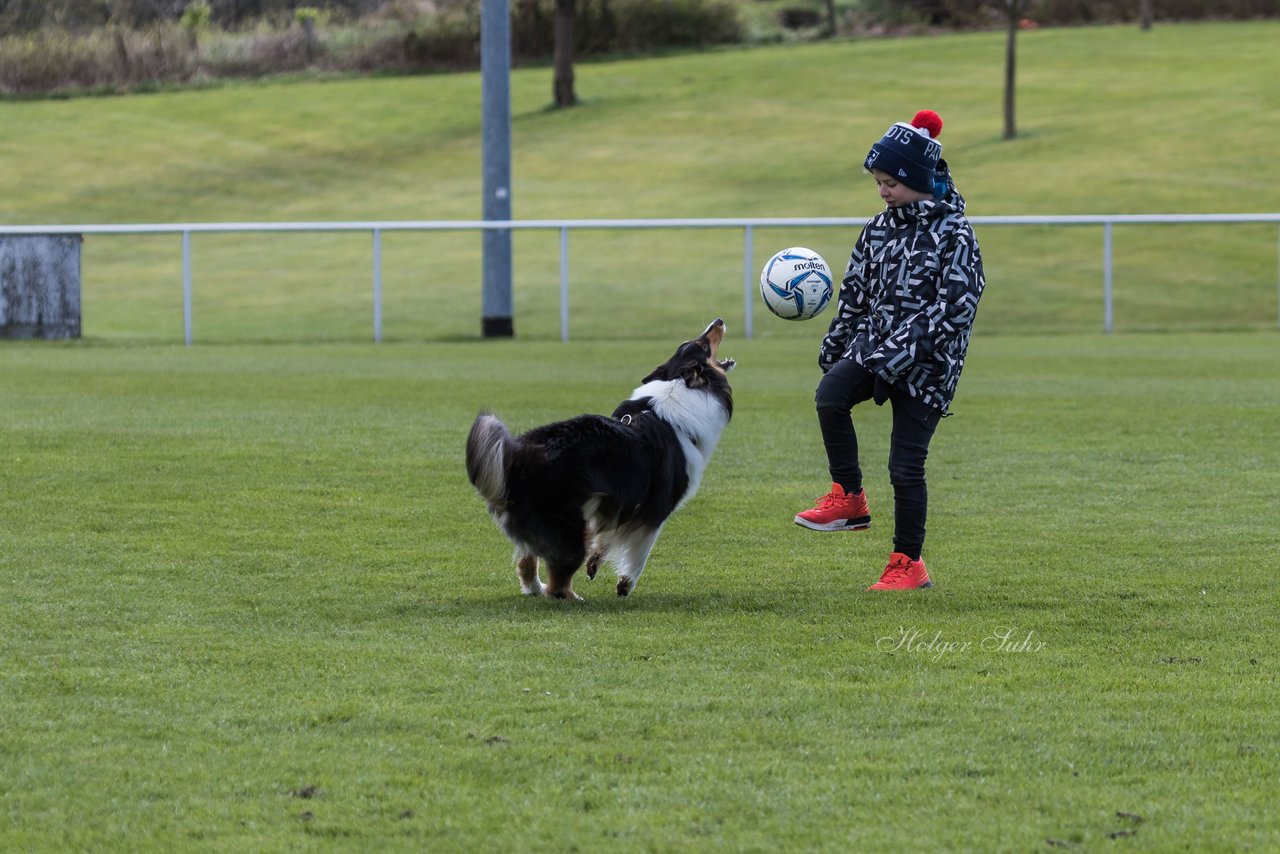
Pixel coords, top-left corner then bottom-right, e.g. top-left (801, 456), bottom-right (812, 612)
top-left (618, 407), bottom-right (701, 447)
top-left (617, 410), bottom-right (651, 426)
top-left (614, 396), bottom-right (655, 426)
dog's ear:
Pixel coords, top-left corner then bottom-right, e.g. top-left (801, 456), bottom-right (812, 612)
top-left (643, 333), bottom-right (728, 386)
top-left (642, 354), bottom-right (704, 386)
top-left (679, 357), bottom-right (710, 388)
top-left (644, 340), bottom-right (695, 384)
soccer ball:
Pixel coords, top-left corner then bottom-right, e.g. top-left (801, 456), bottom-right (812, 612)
top-left (759, 247), bottom-right (833, 321)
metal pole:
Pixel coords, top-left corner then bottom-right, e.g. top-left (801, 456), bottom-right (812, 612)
top-left (743, 225), bottom-right (754, 339)
top-left (372, 228), bottom-right (383, 343)
top-left (560, 226), bottom-right (570, 342)
top-left (182, 230), bottom-right (192, 346)
top-left (480, 0), bottom-right (513, 338)
top-left (1103, 221), bottom-right (1114, 334)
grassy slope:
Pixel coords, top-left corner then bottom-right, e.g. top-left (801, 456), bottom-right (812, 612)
top-left (1, 333), bottom-right (1278, 850)
top-left (2, 21), bottom-right (1278, 341)
top-left (2, 20), bottom-right (1279, 851)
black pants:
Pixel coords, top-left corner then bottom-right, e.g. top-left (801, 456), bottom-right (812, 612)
top-left (814, 359), bottom-right (942, 559)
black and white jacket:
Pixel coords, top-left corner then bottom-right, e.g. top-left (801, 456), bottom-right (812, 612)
top-left (818, 163), bottom-right (985, 413)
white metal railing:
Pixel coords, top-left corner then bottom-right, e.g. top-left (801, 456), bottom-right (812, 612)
top-left (5, 214), bottom-right (1279, 343)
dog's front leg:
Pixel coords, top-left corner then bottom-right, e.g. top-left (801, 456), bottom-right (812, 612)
top-left (586, 550), bottom-right (603, 580)
top-left (583, 527), bottom-right (605, 580)
top-left (614, 527), bottom-right (662, 597)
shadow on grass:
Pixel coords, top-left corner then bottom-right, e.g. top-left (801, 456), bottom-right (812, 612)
top-left (398, 586), bottom-right (829, 620)
top-left (390, 560), bottom-right (1180, 627)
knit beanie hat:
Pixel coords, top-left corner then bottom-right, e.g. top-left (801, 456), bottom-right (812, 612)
top-left (863, 110), bottom-right (944, 195)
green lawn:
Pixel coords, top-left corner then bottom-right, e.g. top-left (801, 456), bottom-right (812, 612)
top-left (2, 19), bottom-right (1279, 852)
top-left (1, 332), bottom-right (1277, 849)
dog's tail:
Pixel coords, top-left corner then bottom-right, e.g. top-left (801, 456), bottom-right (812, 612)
top-left (466, 413), bottom-right (513, 507)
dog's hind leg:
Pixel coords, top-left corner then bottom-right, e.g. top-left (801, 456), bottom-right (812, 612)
top-left (583, 509), bottom-right (604, 580)
top-left (544, 560), bottom-right (583, 601)
top-left (542, 536), bottom-right (586, 601)
top-left (515, 551), bottom-right (543, 596)
top-left (531, 515), bottom-right (587, 600)
top-left (613, 527), bottom-right (663, 597)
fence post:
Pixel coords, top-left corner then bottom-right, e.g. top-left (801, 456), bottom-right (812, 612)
top-left (743, 224), bottom-right (754, 340)
top-left (1103, 221), bottom-right (1114, 334)
top-left (559, 226), bottom-right (570, 342)
top-left (480, 0), bottom-right (513, 338)
top-left (182, 230), bottom-right (192, 346)
top-left (372, 228), bottom-right (383, 343)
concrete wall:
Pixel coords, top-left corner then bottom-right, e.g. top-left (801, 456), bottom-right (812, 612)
top-left (0, 235), bottom-right (82, 339)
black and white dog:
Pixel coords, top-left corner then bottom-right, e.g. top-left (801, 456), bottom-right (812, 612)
top-left (466, 318), bottom-right (735, 600)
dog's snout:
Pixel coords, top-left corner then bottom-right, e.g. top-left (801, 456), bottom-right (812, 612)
top-left (702, 318), bottom-right (727, 353)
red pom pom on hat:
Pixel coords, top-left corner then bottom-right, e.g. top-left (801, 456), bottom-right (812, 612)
top-left (911, 110), bottom-right (943, 139)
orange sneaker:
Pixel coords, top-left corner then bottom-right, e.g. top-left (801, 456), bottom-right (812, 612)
top-left (867, 553), bottom-right (932, 590)
top-left (794, 483), bottom-right (871, 532)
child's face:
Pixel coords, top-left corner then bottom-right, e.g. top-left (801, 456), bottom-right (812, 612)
top-left (871, 170), bottom-right (931, 207)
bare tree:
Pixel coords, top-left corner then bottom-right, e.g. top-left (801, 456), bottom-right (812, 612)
top-left (553, 0), bottom-right (576, 107)
top-left (822, 0), bottom-right (837, 37)
top-left (1140, 0), bottom-right (1153, 30)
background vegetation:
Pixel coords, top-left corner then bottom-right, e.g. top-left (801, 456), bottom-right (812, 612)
top-left (4, 0), bottom-right (1276, 33)
top-left (2, 0), bottom-right (1278, 97)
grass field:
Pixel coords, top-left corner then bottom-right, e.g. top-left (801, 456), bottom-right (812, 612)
top-left (2, 331), bottom-right (1278, 850)
top-left (2, 18), bottom-right (1279, 852)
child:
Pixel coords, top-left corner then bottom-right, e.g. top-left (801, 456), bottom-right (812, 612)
top-left (794, 110), bottom-right (985, 591)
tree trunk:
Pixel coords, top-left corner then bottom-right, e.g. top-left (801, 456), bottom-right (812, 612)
top-left (1003, 1), bottom-right (1018, 140)
top-left (302, 17), bottom-right (316, 61)
top-left (823, 0), bottom-right (837, 37)
top-left (553, 0), bottom-right (577, 108)
top-left (1140, 0), bottom-right (1153, 30)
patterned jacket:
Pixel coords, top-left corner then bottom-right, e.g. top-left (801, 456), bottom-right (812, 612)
top-left (818, 164), bottom-right (985, 413)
